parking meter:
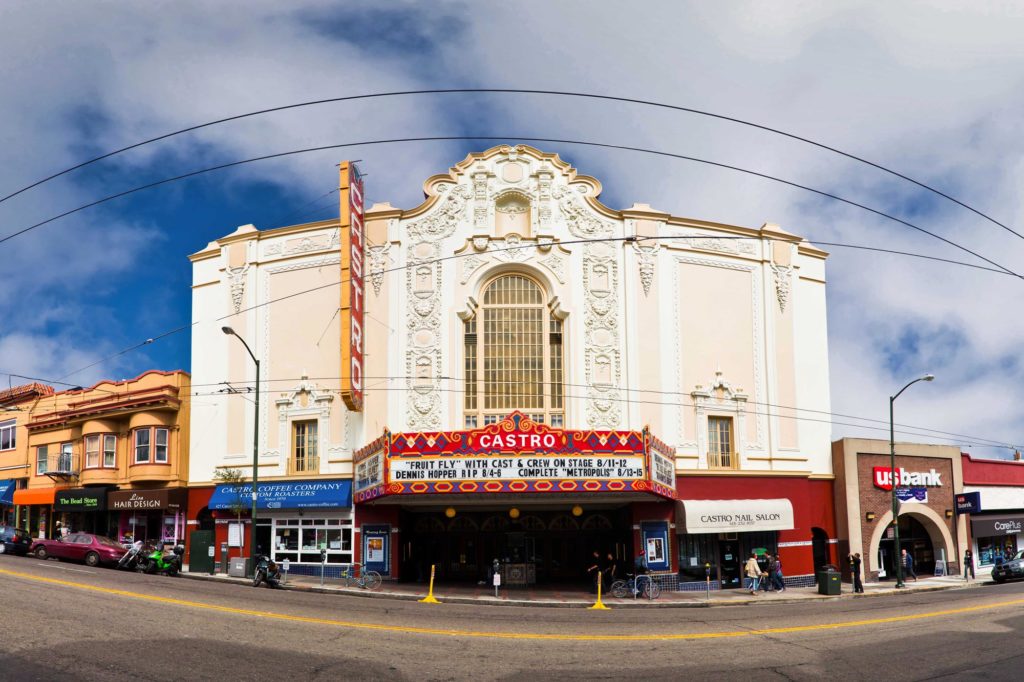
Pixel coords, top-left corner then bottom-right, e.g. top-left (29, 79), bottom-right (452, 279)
top-left (320, 548), bottom-right (328, 586)
top-left (281, 558), bottom-right (290, 584)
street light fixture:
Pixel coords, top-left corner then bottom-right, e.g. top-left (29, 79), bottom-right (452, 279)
top-left (222, 326), bottom-right (260, 576)
top-left (890, 373), bottom-right (934, 588)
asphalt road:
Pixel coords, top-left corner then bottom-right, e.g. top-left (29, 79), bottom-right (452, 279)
top-left (2, 554), bottom-right (1022, 681)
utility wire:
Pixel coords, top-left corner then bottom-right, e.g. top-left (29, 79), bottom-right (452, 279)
top-left (31, 228), bottom-right (1021, 387)
top-left (1, 135), bottom-right (1019, 281)
top-left (1, 88), bottom-right (1017, 242)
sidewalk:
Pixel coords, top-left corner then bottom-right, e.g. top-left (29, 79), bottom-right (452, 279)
top-left (182, 570), bottom-right (985, 608)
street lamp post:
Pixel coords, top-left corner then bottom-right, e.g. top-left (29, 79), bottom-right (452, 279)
top-left (889, 373), bottom-right (934, 588)
top-left (222, 326), bottom-right (260, 577)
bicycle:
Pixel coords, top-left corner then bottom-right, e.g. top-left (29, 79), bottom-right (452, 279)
top-left (339, 562), bottom-right (383, 590)
top-left (610, 573), bottom-right (661, 600)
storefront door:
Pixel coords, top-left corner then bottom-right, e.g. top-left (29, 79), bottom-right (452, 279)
top-left (718, 540), bottom-right (741, 588)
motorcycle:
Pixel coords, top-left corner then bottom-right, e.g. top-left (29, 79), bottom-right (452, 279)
top-left (252, 555), bottom-right (282, 588)
top-left (138, 543), bottom-right (184, 576)
top-left (117, 540), bottom-right (145, 571)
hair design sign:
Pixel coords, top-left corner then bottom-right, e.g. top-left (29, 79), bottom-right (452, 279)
top-left (352, 412), bottom-right (676, 502)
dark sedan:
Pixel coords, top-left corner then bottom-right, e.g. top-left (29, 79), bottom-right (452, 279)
top-left (31, 533), bottom-right (126, 567)
top-left (0, 526), bottom-right (32, 556)
top-left (991, 550), bottom-right (1024, 583)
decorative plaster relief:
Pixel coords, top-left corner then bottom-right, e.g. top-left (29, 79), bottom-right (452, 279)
top-left (674, 229), bottom-right (757, 256)
top-left (285, 234), bottom-right (331, 255)
top-left (582, 243), bottom-right (622, 428)
top-left (538, 253), bottom-right (566, 284)
top-left (367, 241), bottom-right (393, 297)
top-left (402, 187), bottom-right (470, 430)
top-left (264, 243), bottom-right (282, 257)
top-left (275, 376), bottom-right (336, 474)
top-left (631, 240), bottom-right (660, 297)
top-left (770, 263), bottom-right (792, 313)
top-left (553, 184), bottom-right (613, 239)
top-left (226, 264), bottom-right (250, 314)
top-left (460, 255), bottom-right (490, 284)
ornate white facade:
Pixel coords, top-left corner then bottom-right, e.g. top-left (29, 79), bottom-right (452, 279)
top-left (187, 145), bottom-right (832, 487)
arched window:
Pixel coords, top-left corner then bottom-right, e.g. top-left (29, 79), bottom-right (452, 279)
top-left (464, 274), bottom-right (564, 428)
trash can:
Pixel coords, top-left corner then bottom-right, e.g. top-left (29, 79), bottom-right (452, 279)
top-left (817, 568), bottom-right (841, 595)
top-left (228, 557), bottom-right (250, 578)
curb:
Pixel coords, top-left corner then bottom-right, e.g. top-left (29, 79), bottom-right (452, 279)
top-left (181, 572), bottom-right (986, 609)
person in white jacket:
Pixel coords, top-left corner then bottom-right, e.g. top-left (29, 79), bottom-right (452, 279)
top-left (744, 553), bottom-right (764, 594)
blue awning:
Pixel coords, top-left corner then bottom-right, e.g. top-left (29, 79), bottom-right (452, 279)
top-left (208, 479), bottom-right (352, 511)
top-left (0, 480), bottom-right (16, 506)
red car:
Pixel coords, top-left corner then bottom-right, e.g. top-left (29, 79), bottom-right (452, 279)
top-left (31, 533), bottom-right (126, 567)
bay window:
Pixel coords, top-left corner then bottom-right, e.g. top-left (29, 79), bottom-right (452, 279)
top-left (133, 427), bottom-right (170, 464)
top-left (86, 434), bottom-right (117, 468)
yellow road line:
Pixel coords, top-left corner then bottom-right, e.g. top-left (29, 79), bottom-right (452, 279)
top-left (2, 567), bottom-right (1021, 642)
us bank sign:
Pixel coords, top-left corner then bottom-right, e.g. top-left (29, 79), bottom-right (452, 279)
top-left (872, 467), bottom-right (943, 491)
top-left (352, 412), bottom-right (677, 503)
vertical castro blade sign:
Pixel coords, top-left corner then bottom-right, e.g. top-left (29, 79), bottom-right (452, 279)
top-left (340, 161), bottom-right (365, 411)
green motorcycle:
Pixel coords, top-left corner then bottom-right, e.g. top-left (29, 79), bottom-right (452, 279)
top-left (139, 543), bottom-right (184, 576)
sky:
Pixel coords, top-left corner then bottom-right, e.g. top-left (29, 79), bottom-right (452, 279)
top-left (1, 1), bottom-right (1023, 457)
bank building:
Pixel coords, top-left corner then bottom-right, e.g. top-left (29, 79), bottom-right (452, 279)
top-left (186, 145), bottom-right (836, 589)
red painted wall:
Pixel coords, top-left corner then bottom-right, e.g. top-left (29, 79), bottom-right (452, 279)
top-left (355, 504), bottom-right (401, 577)
top-left (962, 453), bottom-right (1024, 486)
top-left (676, 476), bottom-right (837, 576)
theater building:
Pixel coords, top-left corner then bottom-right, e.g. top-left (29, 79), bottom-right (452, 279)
top-left (833, 438), bottom-right (968, 581)
top-left (189, 145), bottom-right (835, 586)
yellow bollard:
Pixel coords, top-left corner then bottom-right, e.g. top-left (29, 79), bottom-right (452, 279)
top-left (590, 569), bottom-right (610, 610)
top-left (419, 564), bottom-right (441, 604)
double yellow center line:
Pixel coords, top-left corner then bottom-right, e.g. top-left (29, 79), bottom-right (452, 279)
top-left (3, 567), bottom-right (1020, 641)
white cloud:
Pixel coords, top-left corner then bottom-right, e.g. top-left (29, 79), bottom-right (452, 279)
top-left (1, 1), bottom-right (1022, 453)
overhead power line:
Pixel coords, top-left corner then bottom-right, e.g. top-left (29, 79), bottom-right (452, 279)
top-left (24, 225), bottom-right (1020, 387)
top-left (1, 135), bottom-right (1020, 282)
top-left (6, 369), bottom-right (1018, 452)
top-left (1, 88), bottom-right (1018, 243)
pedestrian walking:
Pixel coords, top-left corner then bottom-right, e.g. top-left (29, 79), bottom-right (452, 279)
top-left (902, 548), bottom-right (917, 582)
top-left (850, 553), bottom-right (864, 593)
top-left (744, 553), bottom-right (763, 594)
top-left (587, 551), bottom-right (601, 593)
top-left (605, 552), bottom-right (619, 585)
top-left (770, 554), bottom-right (786, 592)
top-left (963, 549), bottom-right (975, 581)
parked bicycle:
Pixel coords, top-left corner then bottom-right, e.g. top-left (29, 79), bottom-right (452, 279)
top-left (610, 573), bottom-right (661, 600)
top-left (339, 562), bottom-right (382, 590)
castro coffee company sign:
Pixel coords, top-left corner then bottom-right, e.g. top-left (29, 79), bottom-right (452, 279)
top-left (873, 467), bottom-right (943, 491)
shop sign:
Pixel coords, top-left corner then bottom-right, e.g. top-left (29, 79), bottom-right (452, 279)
top-left (895, 487), bottom-right (928, 504)
top-left (108, 489), bottom-right (184, 510)
top-left (971, 515), bottom-right (1024, 537)
top-left (872, 467), bottom-right (943, 490)
top-left (955, 492), bottom-right (982, 514)
top-left (339, 161), bottom-right (365, 412)
top-left (208, 479), bottom-right (352, 510)
top-left (648, 434), bottom-right (676, 497)
top-left (362, 525), bottom-right (390, 576)
top-left (54, 488), bottom-right (107, 512)
top-left (678, 498), bottom-right (795, 534)
top-left (354, 452), bottom-right (383, 493)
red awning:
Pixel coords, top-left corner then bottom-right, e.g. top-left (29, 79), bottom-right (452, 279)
top-left (13, 488), bottom-right (56, 505)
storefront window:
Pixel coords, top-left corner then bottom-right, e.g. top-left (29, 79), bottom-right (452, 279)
top-left (272, 517), bottom-right (353, 565)
top-left (978, 536), bottom-right (1018, 566)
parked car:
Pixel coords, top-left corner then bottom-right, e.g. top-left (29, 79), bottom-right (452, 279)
top-left (31, 533), bottom-right (126, 567)
top-left (0, 526), bottom-right (32, 556)
top-left (992, 550), bottom-right (1024, 583)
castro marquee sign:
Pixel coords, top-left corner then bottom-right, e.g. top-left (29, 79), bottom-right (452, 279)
top-left (872, 466), bottom-right (943, 491)
top-left (351, 411), bottom-right (676, 502)
top-left (339, 161), bottom-right (365, 412)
